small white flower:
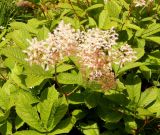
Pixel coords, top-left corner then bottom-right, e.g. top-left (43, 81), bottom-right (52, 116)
top-left (133, 0), bottom-right (146, 7)
top-left (108, 44), bottom-right (137, 67)
top-left (0, 26), bottom-right (5, 30)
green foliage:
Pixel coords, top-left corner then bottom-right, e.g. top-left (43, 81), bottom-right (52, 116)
top-left (0, 0), bottom-right (160, 135)
top-left (0, 0), bottom-right (17, 27)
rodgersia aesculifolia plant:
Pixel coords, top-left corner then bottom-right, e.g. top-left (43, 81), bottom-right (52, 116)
top-left (1, 0), bottom-right (160, 134)
top-left (24, 20), bottom-right (137, 89)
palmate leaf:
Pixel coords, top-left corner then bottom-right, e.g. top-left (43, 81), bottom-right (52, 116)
top-left (39, 86), bottom-right (68, 132)
top-left (14, 117), bottom-right (76, 135)
top-left (15, 92), bottom-right (45, 132)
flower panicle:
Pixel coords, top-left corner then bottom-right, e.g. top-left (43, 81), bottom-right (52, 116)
top-left (23, 20), bottom-right (137, 89)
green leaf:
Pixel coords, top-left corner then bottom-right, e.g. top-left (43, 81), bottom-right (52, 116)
top-left (142, 24), bottom-right (160, 37)
top-left (57, 3), bottom-right (83, 12)
top-left (88, 17), bottom-right (97, 27)
top-left (10, 64), bottom-right (28, 90)
top-left (0, 121), bottom-right (12, 135)
top-left (139, 65), bottom-right (152, 80)
top-left (0, 39), bottom-right (9, 48)
top-left (37, 26), bottom-right (49, 41)
top-left (17, 90), bottom-right (39, 105)
top-left (104, 1), bottom-right (121, 18)
top-left (24, 65), bottom-right (52, 88)
top-left (144, 36), bottom-right (160, 45)
top-left (125, 23), bottom-right (141, 31)
top-left (117, 62), bottom-right (146, 76)
top-left (98, 109), bottom-right (122, 123)
top-left (84, 92), bottom-right (101, 109)
top-left (68, 93), bottom-right (84, 104)
top-left (72, 110), bottom-right (86, 121)
top-left (0, 47), bottom-right (26, 65)
top-left (97, 97), bottom-right (122, 123)
top-left (136, 108), bottom-right (153, 118)
top-left (57, 3), bottom-right (85, 17)
top-left (99, 9), bottom-right (110, 29)
top-left (0, 110), bottom-right (10, 123)
top-left (148, 100), bottom-right (160, 116)
top-left (16, 93), bottom-right (45, 132)
top-left (148, 50), bottom-right (160, 64)
top-left (49, 116), bottom-right (76, 135)
top-left (80, 122), bottom-right (99, 135)
top-left (105, 93), bottom-right (129, 106)
top-left (27, 19), bottom-right (47, 28)
top-left (126, 74), bottom-right (141, 103)
top-left (133, 38), bottom-right (145, 48)
top-left (138, 87), bottom-right (158, 107)
top-left (0, 87), bottom-right (10, 110)
top-left (86, 4), bottom-right (103, 11)
top-left (134, 48), bottom-right (145, 60)
top-left (14, 130), bottom-right (43, 135)
top-left (39, 86), bottom-right (68, 131)
top-left (51, 63), bottom-right (74, 74)
top-left (10, 22), bottom-right (37, 34)
top-left (124, 116), bottom-right (137, 134)
top-left (57, 72), bottom-right (83, 85)
top-left (8, 30), bottom-right (31, 49)
top-left (15, 115), bottom-right (24, 130)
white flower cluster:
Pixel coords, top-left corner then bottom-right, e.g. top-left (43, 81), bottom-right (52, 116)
top-left (108, 44), bottom-right (137, 67)
top-left (77, 28), bottom-right (118, 81)
top-left (24, 20), bottom-right (137, 88)
top-left (133, 0), bottom-right (153, 7)
top-left (24, 21), bottom-right (78, 70)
